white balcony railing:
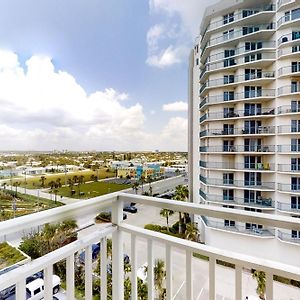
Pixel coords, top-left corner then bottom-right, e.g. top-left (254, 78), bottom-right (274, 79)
top-left (1, 192), bottom-right (300, 300)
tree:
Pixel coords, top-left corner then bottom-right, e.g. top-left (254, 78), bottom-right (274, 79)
top-left (174, 185), bottom-right (189, 234)
top-left (252, 270), bottom-right (266, 299)
top-left (56, 177), bottom-right (62, 188)
top-left (39, 176), bottom-right (46, 188)
top-left (184, 223), bottom-right (198, 241)
top-left (154, 259), bottom-right (166, 299)
top-left (2, 182), bottom-right (7, 190)
top-left (132, 182), bottom-right (139, 194)
top-left (67, 178), bottom-right (74, 196)
top-left (160, 209), bottom-right (174, 231)
top-left (13, 181), bottom-right (20, 197)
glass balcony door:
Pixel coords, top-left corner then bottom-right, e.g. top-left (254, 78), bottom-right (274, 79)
top-left (245, 172), bottom-right (261, 186)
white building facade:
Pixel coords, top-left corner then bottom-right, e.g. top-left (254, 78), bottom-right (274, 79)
top-left (189, 0), bottom-right (300, 265)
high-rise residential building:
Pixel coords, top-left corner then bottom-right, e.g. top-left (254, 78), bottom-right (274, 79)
top-left (189, 0), bottom-right (300, 265)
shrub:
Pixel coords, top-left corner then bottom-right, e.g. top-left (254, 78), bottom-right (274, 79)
top-left (144, 224), bottom-right (162, 232)
top-left (95, 212), bottom-right (111, 222)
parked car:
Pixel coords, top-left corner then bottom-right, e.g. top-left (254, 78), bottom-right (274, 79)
top-left (79, 243), bottom-right (101, 264)
top-left (0, 271), bottom-right (43, 299)
top-left (123, 205), bottom-right (137, 213)
top-left (0, 275), bottom-right (60, 300)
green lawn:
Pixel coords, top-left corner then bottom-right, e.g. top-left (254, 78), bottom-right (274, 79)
top-left (56, 181), bottom-right (129, 199)
top-left (0, 242), bottom-right (27, 270)
top-left (0, 191), bottom-right (64, 221)
top-left (10, 169), bottom-right (115, 189)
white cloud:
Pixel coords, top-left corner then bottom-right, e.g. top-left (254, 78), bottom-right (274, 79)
top-left (146, 0), bottom-right (218, 68)
top-left (0, 50), bottom-right (187, 151)
top-left (147, 24), bottom-right (165, 51)
top-left (163, 101), bottom-right (187, 112)
top-left (146, 45), bottom-right (188, 68)
top-left (158, 117), bottom-right (187, 150)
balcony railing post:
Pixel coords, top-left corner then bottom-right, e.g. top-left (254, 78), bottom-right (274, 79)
top-left (147, 239), bottom-right (154, 300)
top-left (166, 244), bottom-right (173, 300)
top-left (101, 237), bottom-right (108, 300)
top-left (85, 245), bottom-right (93, 300)
top-left (44, 265), bottom-right (53, 300)
top-left (186, 249), bottom-right (193, 300)
top-left (16, 279), bottom-right (26, 300)
top-left (209, 257), bottom-right (216, 300)
top-left (112, 197), bottom-right (124, 300)
top-left (131, 234), bottom-right (138, 300)
top-left (66, 254), bottom-right (75, 300)
top-left (265, 272), bottom-right (273, 300)
top-left (235, 265), bottom-right (242, 300)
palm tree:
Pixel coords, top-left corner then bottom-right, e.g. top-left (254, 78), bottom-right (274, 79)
top-left (13, 181), bottom-right (20, 197)
top-left (160, 209), bottom-right (174, 231)
top-left (39, 176), bottom-right (46, 188)
top-left (132, 182), bottom-right (139, 194)
top-left (154, 259), bottom-right (166, 299)
top-left (174, 185), bottom-right (189, 234)
top-left (72, 175), bottom-right (78, 184)
top-left (184, 223), bottom-right (198, 241)
top-left (77, 175), bottom-right (84, 197)
top-left (252, 270), bottom-right (266, 299)
top-left (67, 178), bottom-right (74, 196)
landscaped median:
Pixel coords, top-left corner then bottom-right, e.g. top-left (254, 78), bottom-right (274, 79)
top-left (0, 242), bottom-right (30, 271)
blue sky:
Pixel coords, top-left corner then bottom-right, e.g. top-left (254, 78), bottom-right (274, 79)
top-left (0, 0), bottom-right (217, 151)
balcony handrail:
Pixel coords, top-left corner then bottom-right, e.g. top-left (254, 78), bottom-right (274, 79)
top-left (201, 161), bottom-right (274, 171)
top-left (277, 0), bottom-right (293, 9)
top-left (202, 5), bottom-right (275, 38)
top-left (0, 225), bottom-right (116, 291)
top-left (205, 41), bottom-right (276, 64)
top-left (202, 71), bottom-right (275, 90)
top-left (200, 145), bottom-right (275, 153)
top-left (200, 52), bottom-right (276, 79)
top-left (202, 23), bottom-right (275, 54)
top-left (278, 85), bottom-right (300, 96)
top-left (203, 89), bottom-right (275, 106)
top-left (278, 32), bottom-right (300, 46)
top-left (278, 105), bottom-right (300, 114)
top-left (204, 108), bottom-right (275, 120)
top-left (1, 192), bottom-right (300, 299)
top-left (278, 10), bottom-right (300, 27)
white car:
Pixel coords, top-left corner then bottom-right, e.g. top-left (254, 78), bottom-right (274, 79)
top-left (245, 296), bottom-right (260, 300)
top-left (26, 275), bottom-right (61, 300)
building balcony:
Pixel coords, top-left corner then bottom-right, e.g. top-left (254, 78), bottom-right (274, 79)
top-left (278, 85), bottom-right (300, 97)
top-left (277, 0), bottom-right (294, 11)
top-left (1, 193), bottom-right (300, 300)
top-left (278, 65), bottom-right (300, 77)
top-left (201, 5), bottom-right (275, 43)
top-left (278, 32), bottom-right (300, 47)
top-left (204, 41), bottom-right (275, 65)
top-left (278, 183), bottom-right (300, 193)
top-left (278, 202), bottom-right (300, 214)
top-left (200, 52), bottom-right (276, 81)
top-left (278, 164), bottom-right (300, 173)
top-left (199, 145), bottom-right (275, 154)
top-left (200, 108), bottom-right (275, 123)
top-left (277, 11), bottom-right (300, 28)
top-left (200, 72), bottom-right (275, 96)
top-left (278, 125), bottom-right (300, 134)
top-left (200, 126), bottom-right (276, 138)
top-left (201, 192), bottom-right (275, 209)
top-left (200, 161), bottom-right (274, 171)
top-left (278, 45), bottom-right (300, 58)
top-left (202, 216), bottom-right (275, 238)
top-left (200, 89), bottom-right (275, 109)
top-left (278, 144), bottom-right (300, 153)
top-left (278, 105), bottom-right (300, 115)
top-left (278, 230), bottom-right (300, 245)
top-left (201, 177), bottom-right (275, 190)
top-left (202, 23), bottom-right (275, 59)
